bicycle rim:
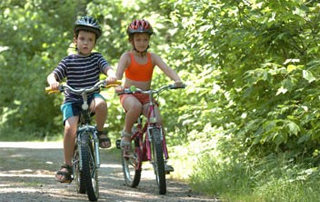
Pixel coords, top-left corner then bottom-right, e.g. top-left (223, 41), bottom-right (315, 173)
top-left (80, 132), bottom-right (99, 201)
top-left (151, 128), bottom-right (166, 194)
top-left (122, 137), bottom-right (142, 187)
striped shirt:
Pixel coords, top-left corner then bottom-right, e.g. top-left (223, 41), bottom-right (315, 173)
top-left (52, 52), bottom-right (110, 102)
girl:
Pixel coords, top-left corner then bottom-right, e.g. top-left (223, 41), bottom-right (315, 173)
top-left (115, 19), bottom-right (184, 172)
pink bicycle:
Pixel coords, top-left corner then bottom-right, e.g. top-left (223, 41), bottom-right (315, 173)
top-left (116, 84), bottom-right (185, 194)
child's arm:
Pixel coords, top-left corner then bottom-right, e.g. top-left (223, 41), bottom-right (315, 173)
top-left (116, 52), bottom-right (130, 80)
top-left (153, 53), bottom-right (183, 85)
top-left (103, 65), bottom-right (117, 83)
top-left (47, 73), bottom-right (60, 90)
top-left (104, 65), bottom-right (116, 77)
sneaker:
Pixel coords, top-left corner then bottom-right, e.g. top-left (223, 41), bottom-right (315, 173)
top-left (164, 163), bottom-right (174, 173)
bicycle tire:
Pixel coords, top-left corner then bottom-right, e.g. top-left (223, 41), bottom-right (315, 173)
top-left (73, 143), bottom-right (86, 194)
top-left (122, 137), bottom-right (142, 187)
top-left (150, 128), bottom-right (166, 194)
top-left (80, 132), bottom-right (99, 201)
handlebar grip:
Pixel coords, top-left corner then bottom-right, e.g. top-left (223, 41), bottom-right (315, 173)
top-left (45, 86), bottom-right (61, 94)
top-left (115, 80), bottom-right (122, 85)
top-left (45, 87), bottom-right (51, 92)
top-left (169, 84), bottom-right (186, 89)
top-left (104, 80), bottom-right (122, 88)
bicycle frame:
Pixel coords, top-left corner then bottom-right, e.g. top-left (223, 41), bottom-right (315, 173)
top-left (132, 92), bottom-right (169, 164)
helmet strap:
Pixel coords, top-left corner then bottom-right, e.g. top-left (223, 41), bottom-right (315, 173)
top-left (133, 44), bottom-right (149, 56)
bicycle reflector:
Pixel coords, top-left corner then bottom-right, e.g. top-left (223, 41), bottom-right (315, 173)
top-left (130, 85), bottom-right (137, 92)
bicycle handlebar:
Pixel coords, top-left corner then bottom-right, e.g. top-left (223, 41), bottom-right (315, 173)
top-left (45, 80), bottom-right (122, 95)
top-left (119, 83), bottom-right (186, 95)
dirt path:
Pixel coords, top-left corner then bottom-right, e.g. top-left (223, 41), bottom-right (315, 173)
top-left (0, 142), bottom-right (218, 202)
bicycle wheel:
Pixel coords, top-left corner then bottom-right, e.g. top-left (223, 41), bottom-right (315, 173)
top-left (150, 128), bottom-right (166, 194)
top-left (73, 143), bottom-right (85, 194)
top-left (122, 137), bottom-right (142, 187)
top-left (79, 132), bottom-right (99, 201)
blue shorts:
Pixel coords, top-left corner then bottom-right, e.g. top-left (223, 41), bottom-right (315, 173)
top-left (60, 93), bottom-right (105, 125)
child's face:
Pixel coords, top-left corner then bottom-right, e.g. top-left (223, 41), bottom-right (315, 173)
top-left (75, 30), bottom-right (96, 56)
top-left (132, 33), bottom-right (150, 52)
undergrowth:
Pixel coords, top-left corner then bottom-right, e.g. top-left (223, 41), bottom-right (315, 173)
top-left (185, 147), bottom-right (320, 202)
top-left (0, 126), bottom-right (61, 142)
top-left (168, 125), bottom-right (320, 202)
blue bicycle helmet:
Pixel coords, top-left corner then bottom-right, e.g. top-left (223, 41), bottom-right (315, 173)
top-left (74, 16), bottom-right (102, 38)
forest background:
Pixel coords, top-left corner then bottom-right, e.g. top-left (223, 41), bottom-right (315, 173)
top-left (1, 0), bottom-right (320, 201)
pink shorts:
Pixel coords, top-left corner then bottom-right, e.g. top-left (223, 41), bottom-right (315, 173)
top-left (120, 93), bottom-right (151, 106)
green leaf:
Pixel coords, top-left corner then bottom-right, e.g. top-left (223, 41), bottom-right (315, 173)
top-left (302, 70), bottom-right (316, 83)
top-left (286, 121), bottom-right (300, 136)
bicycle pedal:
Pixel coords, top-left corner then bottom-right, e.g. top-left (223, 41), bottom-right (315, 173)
top-left (116, 139), bottom-right (121, 149)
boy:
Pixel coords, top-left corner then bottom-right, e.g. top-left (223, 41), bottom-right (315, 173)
top-left (47, 16), bottom-right (116, 183)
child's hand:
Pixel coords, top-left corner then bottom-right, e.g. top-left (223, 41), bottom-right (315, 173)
top-left (173, 80), bottom-right (183, 87)
top-left (49, 82), bottom-right (60, 90)
top-left (105, 76), bottom-right (117, 84)
top-left (47, 73), bottom-right (59, 90)
top-left (115, 85), bottom-right (124, 94)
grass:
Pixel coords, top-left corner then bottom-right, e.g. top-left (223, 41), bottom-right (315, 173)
top-left (184, 151), bottom-right (320, 202)
top-left (0, 127), bottom-right (62, 142)
top-left (164, 125), bottom-right (320, 202)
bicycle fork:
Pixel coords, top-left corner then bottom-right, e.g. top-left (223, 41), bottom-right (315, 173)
top-left (77, 125), bottom-right (101, 170)
top-left (146, 126), bottom-right (169, 160)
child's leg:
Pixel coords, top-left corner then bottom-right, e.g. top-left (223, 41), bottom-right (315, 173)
top-left (55, 115), bottom-right (78, 183)
top-left (120, 96), bottom-right (142, 150)
top-left (91, 97), bottom-right (107, 131)
top-left (91, 96), bottom-right (110, 148)
top-left (63, 116), bottom-right (79, 166)
top-left (123, 96), bottom-right (142, 133)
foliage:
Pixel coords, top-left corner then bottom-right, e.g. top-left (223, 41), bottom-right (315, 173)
top-left (161, 0), bottom-right (320, 200)
top-left (0, 0), bottom-right (79, 137)
top-left (160, 0), bottom-right (320, 157)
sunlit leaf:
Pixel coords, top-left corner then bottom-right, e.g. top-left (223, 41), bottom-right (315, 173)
top-left (302, 70), bottom-right (316, 83)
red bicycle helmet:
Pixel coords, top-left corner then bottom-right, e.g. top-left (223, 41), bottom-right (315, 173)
top-left (127, 19), bottom-right (153, 36)
top-left (74, 16), bottom-right (102, 38)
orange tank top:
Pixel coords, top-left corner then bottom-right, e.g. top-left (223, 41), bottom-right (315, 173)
top-left (125, 52), bottom-right (154, 82)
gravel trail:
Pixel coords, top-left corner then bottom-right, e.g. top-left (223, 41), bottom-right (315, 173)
top-left (0, 142), bottom-right (218, 202)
